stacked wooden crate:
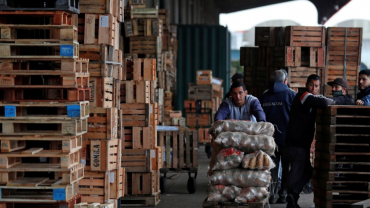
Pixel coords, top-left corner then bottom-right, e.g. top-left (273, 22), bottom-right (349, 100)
top-left (323, 27), bottom-right (362, 98)
top-left (313, 106), bottom-right (370, 207)
top-left (0, 5), bottom-right (88, 208)
top-left (78, 0), bottom-right (124, 206)
top-left (241, 26), bottom-right (326, 97)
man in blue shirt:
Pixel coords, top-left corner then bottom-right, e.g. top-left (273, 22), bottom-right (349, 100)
top-left (356, 69), bottom-right (370, 106)
top-left (215, 81), bottom-right (266, 122)
top-left (259, 69), bottom-right (296, 203)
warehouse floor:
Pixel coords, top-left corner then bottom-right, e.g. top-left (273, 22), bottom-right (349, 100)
top-left (156, 145), bottom-right (314, 208)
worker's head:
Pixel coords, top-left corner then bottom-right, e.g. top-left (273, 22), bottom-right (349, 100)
top-left (272, 69), bottom-right (288, 85)
top-left (230, 81), bottom-right (248, 107)
top-left (327, 78), bottom-right (348, 97)
top-left (306, 74), bottom-right (321, 95)
top-left (231, 73), bottom-right (243, 84)
top-left (358, 69), bottom-right (370, 90)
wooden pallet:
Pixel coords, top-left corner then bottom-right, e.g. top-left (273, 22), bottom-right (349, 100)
top-left (0, 135), bottom-right (83, 154)
top-left (0, 42), bottom-right (79, 59)
top-left (127, 8), bottom-right (158, 19)
top-left (120, 103), bottom-right (150, 127)
top-left (79, 168), bottom-right (124, 203)
top-left (285, 26), bottom-right (326, 47)
top-left (0, 0), bottom-right (79, 13)
top-left (0, 171), bottom-right (23, 184)
top-left (120, 80), bottom-right (150, 104)
top-left (124, 18), bottom-right (162, 37)
top-left (81, 139), bottom-right (121, 172)
top-left (79, 0), bottom-right (123, 22)
top-left (120, 191), bottom-right (160, 207)
top-left (84, 107), bottom-right (118, 140)
top-left (198, 128), bottom-right (211, 143)
top-left (289, 67), bottom-right (322, 88)
top-left (255, 27), bottom-right (285, 47)
top-left (314, 188), bottom-right (370, 206)
top-left (74, 202), bottom-right (114, 208)
top-left (123, 58), bottom-right (156, 81)
top-left (121, 148), bottom-right (162, 172)
top-left (0, 73), bottom-right (89, 89)
top-left (130, 36), bottom-right (161, 54)
top-left (124, 171), bottom-right (159, 196)
top-left (0, 179), bottom-right (79, 203)
top-left (89, 77), bottom-right (114, 108)
top-left (0, 11), bottom-right (76, 25)
top-left (123, 126), bottom-right (154, 149)
top-left (271, 46), bottom-right (325, 67)
top-left (0, 193), bottom-right (81, 208)
top-left (157, 130), bottom-right (198, 169)
top-left (0, 25), bottom-right (77, 44)
top-left (78, 14), bottom-right (118, 46)
top-left (203, 197), bottom-right (268, 208)
top-left (0, 117), bottom-right (87, 136)
top-left (0, 58), bottom-right (89, 73)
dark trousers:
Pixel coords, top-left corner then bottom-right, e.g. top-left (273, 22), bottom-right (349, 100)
top-left (271, 146), bottom-right (290, 197)
top-left (287, 146), bottom-right (312, 203)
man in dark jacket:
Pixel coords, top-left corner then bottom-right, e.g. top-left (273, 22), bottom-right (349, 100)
top-left (259, 69), bottom-right (296, 203)
top-left (215, 81), bottom-right (265, 122)
top-left (356, 69), bottom-right (370, 106)
top-left (327, 78), bottom-right (354, 105)
top-left (286, 74), bottom-right (335, 208)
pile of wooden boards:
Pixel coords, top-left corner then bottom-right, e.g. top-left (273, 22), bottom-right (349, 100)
top-left (313, 106), bottom-right (370, 208)
top-left (183, 70), bottom-right (223, 143)
top-left (241, 26), bottom-right (362, 98)
top-left (0, 4), bottom-right (89, 208)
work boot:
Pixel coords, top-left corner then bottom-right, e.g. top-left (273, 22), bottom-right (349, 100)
top-left (286, 194), bottom-right (301, 208)
top-left (277, 195), bottom-right (287, 203)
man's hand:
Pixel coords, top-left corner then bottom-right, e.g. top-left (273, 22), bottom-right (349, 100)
top-left (356, 99), bottom-right (364, 105)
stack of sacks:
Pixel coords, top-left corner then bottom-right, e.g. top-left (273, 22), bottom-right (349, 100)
top-left (207, 120), bottom-right (276, 203)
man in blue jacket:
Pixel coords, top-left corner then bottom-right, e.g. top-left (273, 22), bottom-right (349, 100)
top-left (356, 69), bottom-right (370, 106)
top-left (259, 69), bottom-right (296, 203)
top-left (214, 81), bottom-right (266, 122)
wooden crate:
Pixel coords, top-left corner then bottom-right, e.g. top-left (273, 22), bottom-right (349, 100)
top-left (186, 113), bottom-right (212, 128)
top-left (0, 194), bottom-right (81, 208)
top-left (123, 126), bottom-right (154, 149)
top-left (212, 77), bottom-right (223, 92)
top-left (120, 191), bottom-right (160, 207)
top-left (80, 0), bottom-right (123, 22)
top-left (84, 107), bottom-right (118, 140)
top-left (158, 70), bottom-right (171, 91)
top-left (171, 117), bottom-right (186, 127)
top-left (196, 70), bottom-right (212, 85)
top-left (79, 168), bottom-right (125, 203)
top-left (89, 77), bottom-right (114, 108)
top-left (122, 148), bottom-right (161, 172)
top-left (157, 130), bottom-right (198, 169)
top-left (124, 19), bottom-right (162, 37)
top-left (120, 103), bottom-right (150, 127)
top-left (81, 139), bottom-right (121, 172)
top-left (0, 0), bottom-right (79, 13)
top-left (78, 14), bottom-right (118, 46)
top-left (124, 171), bottom-right (159, 195)
top-left (198, 128), bottom-right (211, 143)
top-left (244, 66), bottom-right (270, 88)
top-left (74, 202), bottom-right (114, 208)
top-left (257, 47), bottom-right (273, 67)
top-left (288, 67), bottom-right (322, 88)
top-left (131, 58), bottom-right (156, 81)
top-left (324, 27), bottom-right (362, 88)
top-left (255, 27), bottom-right (285, 47)
top-left (285, 26), bottom-right (326, 47)
top-left (128, 8), bottom-right (158, 19)
top-left (120, 80), bottom-right (150, 104)
top-left (130, 36), bottom-right (161, 55)
top-left (184, 100), bottom-right (214, 112)
top-left (188, 84), bottom-right (213, 100)
top-left (0, 11), bottom-right (76, 25)
top-left (273, 46), bottom-right (325, 67)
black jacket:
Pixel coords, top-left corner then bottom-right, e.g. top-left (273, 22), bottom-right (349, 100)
top-left (331, 94), bottom-right (355, 105)
top-left (285, 92), bottom-right (335, 149)
top-left (259, 82), bottom-right (296, 147)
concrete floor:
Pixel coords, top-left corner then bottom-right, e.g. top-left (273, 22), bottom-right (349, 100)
top-left (156, 145), bottom-right (314, 208)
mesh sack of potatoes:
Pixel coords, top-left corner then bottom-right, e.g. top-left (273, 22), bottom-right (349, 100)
top-left (206, 185), bottom-right (241, 202)
top-left (212, 147), bottom-right (244, 170)
top-left (208, 120), bottom-right (274, 138)
top-left (209, 169), bottom-right (271, 187)
top-left (235, 187), bottom-right (269, 203)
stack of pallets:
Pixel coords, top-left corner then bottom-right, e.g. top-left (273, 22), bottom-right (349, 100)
top-left (313, 106), bottom-right (370, 207)
top-left (323, 27), bottom-right (362, 98)
top-left (241, 26), bottom-right (326, 97)
top-left (78, 0), bottom-right (124, 206)
top-left (0, 2), bottom-right (88, 207)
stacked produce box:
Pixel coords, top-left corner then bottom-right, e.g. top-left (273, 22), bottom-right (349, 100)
top-left (204, 120), bottom-right (276, 207)
top-left (0, 2), bottom-right (87, 207)
top-left (77, 0), bottom-right (124, 206)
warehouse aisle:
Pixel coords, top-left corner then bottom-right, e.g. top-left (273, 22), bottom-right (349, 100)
top-left (156, 145), bottom-right (314, 208)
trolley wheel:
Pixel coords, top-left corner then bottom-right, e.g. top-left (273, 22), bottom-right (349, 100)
top-left (303, 180), bottom-right (313, 194)
top-left (187, 177), bottom-right (197, 194)
top-left (160, 176), bottom-right (167, 194)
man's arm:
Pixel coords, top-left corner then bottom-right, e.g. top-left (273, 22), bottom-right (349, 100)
top-left (214, 102), bottom-right (230, 122)
top-left (360, 94), bottom-right (370, 106)
top-left (250, 99), bottom-right (266, 122)
top-left (300, 92), bottom-right (335, 108)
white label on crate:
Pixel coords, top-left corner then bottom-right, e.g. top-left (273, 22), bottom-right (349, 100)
top-left (150, 105), bottom-right (153, 114)
top-left (198, 71), bottom-right (202, 75)
top-left (110, 172), bottom-right (115, 183)
top-left (212, 78), bottom-right (222, 85)
top-left (100, 16), bottom-right (109, 27)
top-left (151, 149), bottom-right (156, 158)
top-left (81, 159), bottom-right (86, 168)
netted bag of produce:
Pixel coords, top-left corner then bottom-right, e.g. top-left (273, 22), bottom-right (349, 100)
top-left (208, 120), bottom-right (274, 138)
top-left (235, 187), bottom-right (269, 203)
top-left (213, 132), bottom-right (276, 156)
top-left (207, 185), bottom-right (241, 202)
top-left (212, 147), bottom-right (244, 170)
top-left (209, 169), bottom-right (271, 187)
top-left (241, 150), bottom-right (275, 170)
